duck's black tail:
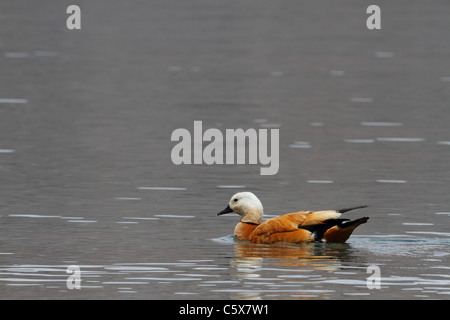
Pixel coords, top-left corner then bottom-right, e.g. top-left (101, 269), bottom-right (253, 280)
top-left (337, 205), bottom-right (369, 214)
top-left (340, 216), bottom-right (370, 228)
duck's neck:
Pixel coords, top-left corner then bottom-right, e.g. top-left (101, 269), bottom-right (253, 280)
top-left (240, 208), bottom-right (263, 225)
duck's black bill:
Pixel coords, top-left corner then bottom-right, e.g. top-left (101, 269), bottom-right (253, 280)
top-left (217, 205), bottom-right (233, 216)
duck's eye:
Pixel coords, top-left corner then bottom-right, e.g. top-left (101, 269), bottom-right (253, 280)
top-left (233, 198), bottom-right (238, 203)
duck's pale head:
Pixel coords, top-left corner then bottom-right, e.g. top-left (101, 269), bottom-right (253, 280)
top-left (217, 192), bottom-right (264, 224)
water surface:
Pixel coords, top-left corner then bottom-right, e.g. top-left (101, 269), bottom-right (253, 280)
top-left (1, 0), bottom-right (450, 299)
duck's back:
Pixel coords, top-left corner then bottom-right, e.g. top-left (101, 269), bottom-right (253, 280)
top-left (252, 211), bottom-right (310, 236)
top-left (235, 210), bottom-right (346, 244)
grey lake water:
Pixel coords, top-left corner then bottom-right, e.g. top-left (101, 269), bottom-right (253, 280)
top-left (1, 0), bottom-right (450, 300)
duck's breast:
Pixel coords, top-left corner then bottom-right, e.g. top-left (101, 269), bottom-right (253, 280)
top-left (234, 222), bottom-right (258, 241)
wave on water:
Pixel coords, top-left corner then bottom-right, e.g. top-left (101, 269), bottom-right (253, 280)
top-left (210, 235), bottom-right (235, 245)
top-left (348, 235), bottom-right (450, 257)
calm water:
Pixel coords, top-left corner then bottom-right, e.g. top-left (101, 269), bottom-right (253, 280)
top-left (1, 0), bottom-right (450, 299)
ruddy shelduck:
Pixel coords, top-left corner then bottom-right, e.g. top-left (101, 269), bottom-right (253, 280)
top-left (217, 192), bottom-right (369, 244)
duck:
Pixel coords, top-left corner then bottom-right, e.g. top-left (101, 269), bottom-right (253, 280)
top-left (217, 192), bottom-right (369, 244)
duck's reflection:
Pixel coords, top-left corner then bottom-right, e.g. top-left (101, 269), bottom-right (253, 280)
top-left (228, 240), bottom-right (361, 299)
top-left (233, 241), bottom-right (355, 263)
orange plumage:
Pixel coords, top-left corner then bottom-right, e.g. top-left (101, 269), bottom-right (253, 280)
top-left (217, 192), bottom-right (369, 244)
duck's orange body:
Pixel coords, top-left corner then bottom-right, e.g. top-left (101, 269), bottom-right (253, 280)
top-left (235, 221), bottom-right (315, 244)
top-left (218, 192), bottom-right (369, 244)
